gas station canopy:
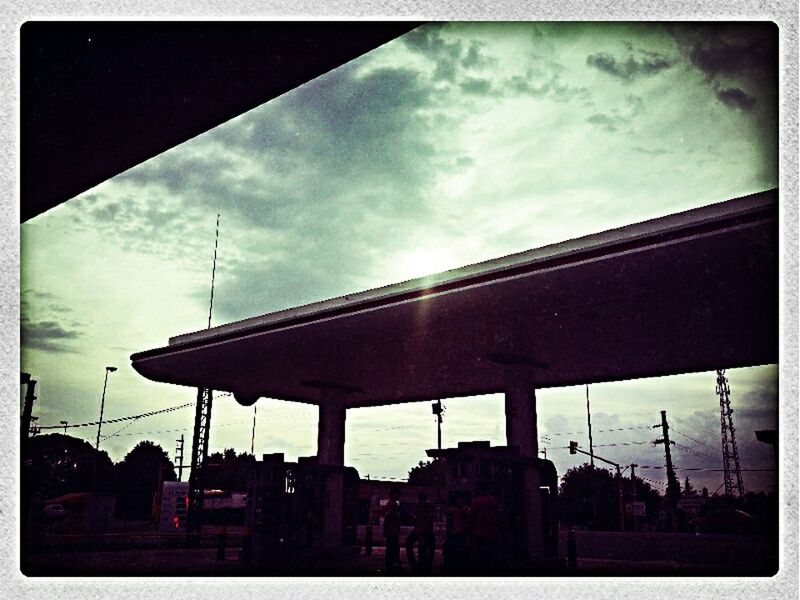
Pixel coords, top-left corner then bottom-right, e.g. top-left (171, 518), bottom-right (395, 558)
top-left (131, 189), bottom-right (778, 408)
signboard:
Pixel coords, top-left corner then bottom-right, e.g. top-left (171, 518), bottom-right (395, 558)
top-left (158, 481), bottom-right (190, 532)
top-left (625, 501), bottom-right (646, 517)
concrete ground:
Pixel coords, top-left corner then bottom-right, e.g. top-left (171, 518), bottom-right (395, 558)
top-left (21, 530), bottom-right (778, 577)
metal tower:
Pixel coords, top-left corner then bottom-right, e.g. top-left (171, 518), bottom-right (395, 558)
top-left (716, 369), bottom-right (744, 498)
top-left (187, 387), bottom-right (213, 532)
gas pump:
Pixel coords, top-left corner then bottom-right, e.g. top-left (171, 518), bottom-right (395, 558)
top-left (243, 453), bottom-right (359, 567)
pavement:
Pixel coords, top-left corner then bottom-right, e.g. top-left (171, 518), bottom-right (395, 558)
top-left (21, 530), bottom-right (778, 577)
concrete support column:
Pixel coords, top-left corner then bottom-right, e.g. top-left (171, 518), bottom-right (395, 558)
top-left (317, 391), bottom-right (346, 548)
top-left (504, 369), bottom-right (543, 560)
top-left (504, 370), bottom-right (538, 458)
top-left (317, 394), bottom-right (346, 467)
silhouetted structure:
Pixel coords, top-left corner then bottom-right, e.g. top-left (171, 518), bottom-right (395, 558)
top-left (717, 369), bottom-right (745, 498)
top-left (132, 189), bottom-right (777, 565)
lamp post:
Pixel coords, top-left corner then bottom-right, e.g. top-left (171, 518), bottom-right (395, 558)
top-left (95, 366), bottom-right (117, 450)
top-left (60, 421), bottom-right (68, 434)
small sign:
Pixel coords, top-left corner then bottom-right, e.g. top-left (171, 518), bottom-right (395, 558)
top-left (626, 501), bottom-right (646, 517)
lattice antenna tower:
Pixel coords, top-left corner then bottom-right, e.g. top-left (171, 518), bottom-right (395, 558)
top-left (187, 213), bottom-right (220, 533)
top-left (716, 369), bottom-right (744, 498)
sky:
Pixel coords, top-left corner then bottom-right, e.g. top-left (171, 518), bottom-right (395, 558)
top-left (20, 22), bottom-right (779, 495)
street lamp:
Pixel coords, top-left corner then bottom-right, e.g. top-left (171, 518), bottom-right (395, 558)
top-left (95, 366), bottom-right (117, 449)
top-left (60, 420), bottom-right (68, 434)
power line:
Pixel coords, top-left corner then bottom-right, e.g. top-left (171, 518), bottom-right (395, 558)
top-left (634, 466), bottom-right (774, 472)
top-left (38, 402), bottom-right (195, 430)
top-left (669, 415), bottom-right (719, 441)
top-left (672, 441), bottom-right (720, 463)
top-left (547, 425), bottom-right (651, 437)
top-left (671, 428), bottom-right (717, 451)
top-left (545, 439), bottom-right (653, 450)
top-left (93, 419), bottom-right (252, 439)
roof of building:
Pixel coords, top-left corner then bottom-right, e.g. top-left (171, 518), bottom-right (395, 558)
top-left (131, 188), bottom-right (778, 408)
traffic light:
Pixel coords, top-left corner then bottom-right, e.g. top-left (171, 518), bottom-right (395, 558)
top-left (569, 441), bottom-right (578, 454)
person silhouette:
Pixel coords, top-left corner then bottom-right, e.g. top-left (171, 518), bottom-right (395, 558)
top-left (383, 487), bottom-right (402, 574)
top-left (405, 493), bottom-right (435, 574)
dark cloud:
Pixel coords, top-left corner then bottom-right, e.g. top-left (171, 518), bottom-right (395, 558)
top-left (459, 77), bottom-right (495, 96)
top-left (20, 317), bottom-right (82, 352)
top-left (20, 289), bottom-right (85, 352)
top-left (632, 146), bottom-right (671, 156)
top-left (91, 202), bottom-right (122, 222)
top-left (67, 193), bottom-right (209, 265)
top-left (433, 59), bottom-right (457, 82)
top-left (587, 113), bottom-right (620, 132)
top-left (502, 65), bottom-right (589, 103)
top-left (402, 24), bottom-right (462, 61)
top-left (20, 289), bottom-right (71, 314)
top-left (669, 23), bottom-right (776, 115)
top-left (688, 35), bottom-right (776, 80)
top-left (586, 50), bottom-right (674, 81)
top-left (455, 156), bottom-right (474, 167)
top-left (667, 23), bottom-right (777, 186)
top-left (402, 24), bottom-right (495, 86)
top-left (462, 43), bottom-right (490, 69)
top-left (715, 87), bottom-right (756, 111)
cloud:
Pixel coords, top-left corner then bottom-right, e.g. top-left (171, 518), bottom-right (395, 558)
top-left (586, 50), bottom-right (674, 81)
top-left (459, 77), bottom-right (496, 96)
top-left (503, 70), bottom-right (588, 103)
top-left (20, 317), bottom-right (82, 352)
top-left (587, 113), bottom-right (621, 132)
top-left (401, 24), bottom-right (496, 90)
top-left (20, 289), bottom-right (85, 352)
top-left (715, 87), bottom-right (756, 111)
top-left (20, 289), bottom-right (71, 314)
top-left (669, 23), bottom-right (776, 118)
top-left (632, 146), bottom-right (671, 156)
top-left (62, 58), bottom-right (446, 326)
top-left (688, 36), bottom-right (775, 80)
top-left (131, 63), bottom-right (441, 322)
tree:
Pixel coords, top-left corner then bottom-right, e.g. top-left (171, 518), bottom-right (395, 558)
top-left (24, 433), bottom-right (114, 502)
top-left (407, 460), bottom-right (441, 486)
top-left (559, 464), bottom-right (661, 530)
top-left (113, 441), bottom-right (176, 518)
top-left (203, 448), bottom-right (255, 490)
top-left (559, 464), bottom-right (619, 530)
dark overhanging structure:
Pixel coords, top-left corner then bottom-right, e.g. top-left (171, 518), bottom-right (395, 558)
top-left (131, 187), bottom-right (778, 556)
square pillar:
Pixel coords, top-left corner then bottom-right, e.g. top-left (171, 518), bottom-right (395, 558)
top-left (504, 370), bottom-right (538, 458)
top-left (504, 369), bottom-right (543, 560)
top-left (317, 391), bottom-right (346, 547)
top-left (317, 395), bottom-right (346, 467)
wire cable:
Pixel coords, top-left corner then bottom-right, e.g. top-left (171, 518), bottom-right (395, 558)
top-left (38, 402), bottom-right (194, 430)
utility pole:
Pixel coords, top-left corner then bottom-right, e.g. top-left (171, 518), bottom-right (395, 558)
top-left (432, 399), bottom-right (444, 451)
top-left (95, 366), bottom-right (118, 450)
top-left (716, 369), bottom-right (745, 498)
top-left (630, 463), bottom-right (639, 531)
top-left (175, 435), bottom-right (185, 482)
top-left (539, 435), bottom-right (550, 460)
top-left (569, 441), bottom-right (625, 531)
top-left (586, 385), bottom-right (594, 467)
top-left (21, 373), bottom-right (37, 442)
top-left (250, 405), bottom-right (257, 455)
top-left (654, 410), bottom-right (680, 530)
